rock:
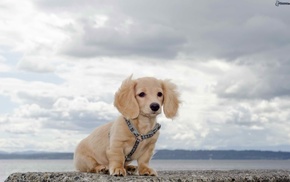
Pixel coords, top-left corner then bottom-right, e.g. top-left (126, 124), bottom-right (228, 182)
top-left (5, 170), bottom-right (290, 182)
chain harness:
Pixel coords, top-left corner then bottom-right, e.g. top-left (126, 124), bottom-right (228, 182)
top-left (124, 118), bottom-right (161, 162)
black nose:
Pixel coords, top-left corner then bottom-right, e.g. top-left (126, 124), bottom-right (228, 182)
top-left (150, 103), bottom-right (160, 112)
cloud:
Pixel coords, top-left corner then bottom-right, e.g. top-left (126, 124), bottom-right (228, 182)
top-left (6, 0), bottom-right (289, 62)
top-left (17, 56), bottom-right (57, 73)
top-left (1, 59), bottom-right (290, 152)
top-left (0, 55), bottom-right (11, 72)
top-left (0, 60), bottom-right (218, 151)
top-left (63, 21), bottom-right (186, 58)
top-left (214, 62), bottom-right (290, 100)
top-left (1, 0), bottom-right (290, 153)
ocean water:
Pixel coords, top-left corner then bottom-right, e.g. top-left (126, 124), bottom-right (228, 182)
top-left (1, 159), bottom-right (290, 181)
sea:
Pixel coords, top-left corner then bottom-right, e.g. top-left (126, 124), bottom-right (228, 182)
top-left (1, 159), bottom-right (290, 181)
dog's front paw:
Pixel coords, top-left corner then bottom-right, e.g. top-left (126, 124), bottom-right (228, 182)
top-left (95, 165), bottom-right (109, 174)
top-left (125, 165), bottom-right (138, 175)
top-left (110, 167), bottom-right (126, 176)
top-left (139, 167), bottom-right (157, 176)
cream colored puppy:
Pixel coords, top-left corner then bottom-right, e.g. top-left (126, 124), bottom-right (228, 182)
top-left (74, 76), bottom-right (180, 176)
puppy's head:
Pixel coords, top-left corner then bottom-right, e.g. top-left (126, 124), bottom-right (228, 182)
top-left (114, 75), bottom-right (180, 119)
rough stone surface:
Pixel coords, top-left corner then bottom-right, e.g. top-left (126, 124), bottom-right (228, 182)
top-left (5, 170), bottom-right (290, 182)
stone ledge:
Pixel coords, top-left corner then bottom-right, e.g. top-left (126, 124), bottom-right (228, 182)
top-left (5, 170), bottom-right (290, 182)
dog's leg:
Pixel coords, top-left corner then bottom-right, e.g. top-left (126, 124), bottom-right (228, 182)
top-left (137, 144), bottom-right (157, 176)
top-left (107, 147), bottom-right (127, 176)
top-left (75, 154), bottom-right (102, 173)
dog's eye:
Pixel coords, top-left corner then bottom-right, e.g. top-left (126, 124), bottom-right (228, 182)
top-left (157, 92), bottom-right (163, 97)
top-left (138, 92), bottom-right (146, 97)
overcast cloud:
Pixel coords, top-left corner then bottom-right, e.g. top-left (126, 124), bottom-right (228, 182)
top-left (1, 0), bottom-right (290, 152)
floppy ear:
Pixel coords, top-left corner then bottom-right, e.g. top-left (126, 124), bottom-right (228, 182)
top-left (161, 80), bottom-right (180, 119)
top-left (114, 75), bottom-right (139, 119)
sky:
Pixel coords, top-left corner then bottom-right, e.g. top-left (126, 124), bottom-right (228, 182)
top-left (1, 0), bottom-right (290, 152)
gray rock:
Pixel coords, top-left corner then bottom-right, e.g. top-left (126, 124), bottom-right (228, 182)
top-left (5, 170), bottom-right (290, 182)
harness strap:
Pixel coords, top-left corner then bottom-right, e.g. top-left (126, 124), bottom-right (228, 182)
top-left (124, 118), bottom-right (161, 162)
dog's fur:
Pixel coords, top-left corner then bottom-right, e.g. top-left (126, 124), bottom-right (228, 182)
top-left (74, 76), bottom-right (180, 176)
